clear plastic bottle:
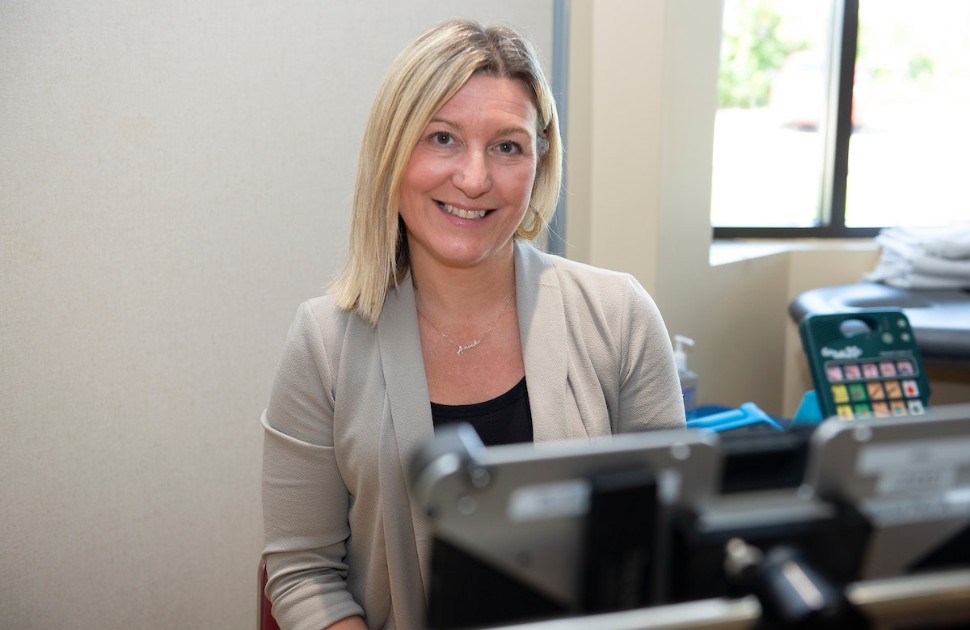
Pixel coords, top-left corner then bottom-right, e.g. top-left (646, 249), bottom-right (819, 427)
top-left (674, 335), bottom-right (699, 420)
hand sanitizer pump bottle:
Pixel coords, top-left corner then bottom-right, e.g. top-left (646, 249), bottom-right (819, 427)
top-left (674, 335), bottom-right (699, 420)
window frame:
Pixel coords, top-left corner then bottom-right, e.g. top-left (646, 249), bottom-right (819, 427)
top-left (712, 0), bottom-right (882, 240)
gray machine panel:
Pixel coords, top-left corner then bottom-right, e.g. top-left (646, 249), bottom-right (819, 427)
top-left (411, 405), bottom-right (970, 629)
top-left (803, 402), bottom-right (970, 578)
top-left (411, 426), bottom-right (722, 608)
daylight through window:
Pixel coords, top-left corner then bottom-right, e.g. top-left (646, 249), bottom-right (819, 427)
top-left (711, 0), bottom-right (970, 238)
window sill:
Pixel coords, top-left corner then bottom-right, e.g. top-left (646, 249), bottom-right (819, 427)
top-left (709, 239), bottom-right (879, 266)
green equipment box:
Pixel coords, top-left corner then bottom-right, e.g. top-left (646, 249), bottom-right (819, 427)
top-left (799, 309), bottom-right (931, 421)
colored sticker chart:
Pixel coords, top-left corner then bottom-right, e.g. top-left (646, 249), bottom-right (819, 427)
top-left (823, 356), bottom-right (924, 420)
top-left (798, 310), bottom-right (930, 421)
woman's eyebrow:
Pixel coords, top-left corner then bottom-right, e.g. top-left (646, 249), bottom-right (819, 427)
top-left (427, 118), bottom-right (533, 139)
top-left (493, 126), bottom-right (533, 139)
top-left (428, 117), bottom-right (462, 131)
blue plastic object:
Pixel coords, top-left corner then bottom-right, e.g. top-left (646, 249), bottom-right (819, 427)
top-left (790, 390), bottom-right (824, 426)
top-left (686, 402), bottom-right (784, 432)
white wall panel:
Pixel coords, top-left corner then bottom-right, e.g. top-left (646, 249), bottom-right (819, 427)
top-left (0, 2), bottom-right (552, 628)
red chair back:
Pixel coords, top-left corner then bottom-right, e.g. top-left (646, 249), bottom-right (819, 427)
top-left (258, 558), bottom-right (281, 630)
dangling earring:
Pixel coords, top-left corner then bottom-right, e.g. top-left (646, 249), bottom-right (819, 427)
top-left (516, 204), bottom-right (543, 240)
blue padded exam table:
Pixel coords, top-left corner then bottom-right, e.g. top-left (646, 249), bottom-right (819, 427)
top-left (789, 282), bottom-right (970, 363)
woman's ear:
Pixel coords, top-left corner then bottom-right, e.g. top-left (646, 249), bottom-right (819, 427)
top-left (537, 129), bottom-right (550, 157)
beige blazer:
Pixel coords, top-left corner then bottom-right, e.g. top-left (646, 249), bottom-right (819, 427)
top-left (262, 241), bottom-right (686, 630)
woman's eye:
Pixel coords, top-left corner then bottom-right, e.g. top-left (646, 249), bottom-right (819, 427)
top-left (497, 141), bottom-right (521, 154)
top-left (432, 132), bottom-right (452, 145)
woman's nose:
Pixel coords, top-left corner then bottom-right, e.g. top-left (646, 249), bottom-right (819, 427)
top-left (453, 150), bottom-right (491, 197)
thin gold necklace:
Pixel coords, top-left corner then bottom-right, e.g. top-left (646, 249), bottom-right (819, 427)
top-left (418, 290), bottom-right (516, 357)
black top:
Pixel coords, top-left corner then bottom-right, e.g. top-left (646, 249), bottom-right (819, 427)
top-left (431, 377), bottom-right (533, 446)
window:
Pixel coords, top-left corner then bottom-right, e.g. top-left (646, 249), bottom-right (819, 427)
top-left (711, 0), bottom-right (970, 238)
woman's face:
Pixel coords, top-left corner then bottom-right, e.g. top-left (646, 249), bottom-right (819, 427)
top-left (399, 74), bottom-right (539, 274)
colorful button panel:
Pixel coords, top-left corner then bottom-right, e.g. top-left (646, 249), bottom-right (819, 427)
top-left (825, 357), bottom-right (924, 420)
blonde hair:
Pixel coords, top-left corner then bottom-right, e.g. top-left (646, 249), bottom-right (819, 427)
top-left (329, 19), bottom-right (563, 325)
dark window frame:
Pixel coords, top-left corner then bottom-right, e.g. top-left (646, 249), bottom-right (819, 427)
top-left (713, 0), bottom-right (881, 240)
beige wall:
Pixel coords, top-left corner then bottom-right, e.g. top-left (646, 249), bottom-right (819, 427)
top-left (565, 0), bottom-right (970, 416)
top-left (0, 3), bottom-right (551, 628)
top-left (567, 0), bottom-right (785, 411)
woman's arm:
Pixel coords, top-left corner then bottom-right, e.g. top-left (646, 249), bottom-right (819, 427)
top-left (262, 302), bottom-right (366, 629)
top-left (618, 275), bottom-right (687, 431)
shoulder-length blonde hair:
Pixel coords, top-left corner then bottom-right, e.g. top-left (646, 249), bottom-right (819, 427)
top-left (329, 18), bottom-right (563, 325)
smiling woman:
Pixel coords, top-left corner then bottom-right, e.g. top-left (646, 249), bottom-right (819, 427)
top-left (399, 75), bottom-right (540, 282)
top-left (260, 18), bottom-right (686, 630)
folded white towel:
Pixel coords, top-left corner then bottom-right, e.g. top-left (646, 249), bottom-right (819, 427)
top-left (876, 224), bottom-right (970, 260)
top-left (864, 224), bottom-right (970, 289)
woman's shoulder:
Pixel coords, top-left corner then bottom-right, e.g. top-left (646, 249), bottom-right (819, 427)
top-left (518, 240), bottom-right (633, 283)
top-left (286, 293), bottom-right (373, 348)
top-left (302, 293), bottom-right (349, 319)
top-left (518, 245), bottom-right (661, 335)
top-left (525, 246), bottom-right (646, 300)
top-left (549, 253), bottom-right (634, 283)
top-left (289, 293), bottom-right (345, 328)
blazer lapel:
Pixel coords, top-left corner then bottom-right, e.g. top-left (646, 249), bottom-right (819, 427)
top-left (378, 277), bottom-right (433, 462)
top-left (377, 277), bottom-right (434, 610)
top-left (514, 242), bottom-right (572, 442)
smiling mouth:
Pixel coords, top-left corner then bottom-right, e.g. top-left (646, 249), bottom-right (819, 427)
top-left (436, 201), bottom-right (489, 220)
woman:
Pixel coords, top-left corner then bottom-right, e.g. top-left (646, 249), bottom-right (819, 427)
top-left (261, 19), bottom-right (686, 630)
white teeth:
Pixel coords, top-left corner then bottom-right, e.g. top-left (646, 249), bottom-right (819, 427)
top-left (439, 202), bottom-right (487, 220)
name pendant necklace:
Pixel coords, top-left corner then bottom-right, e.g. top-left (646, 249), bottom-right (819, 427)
top-left (418, 291), bottom-right (516, 357)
